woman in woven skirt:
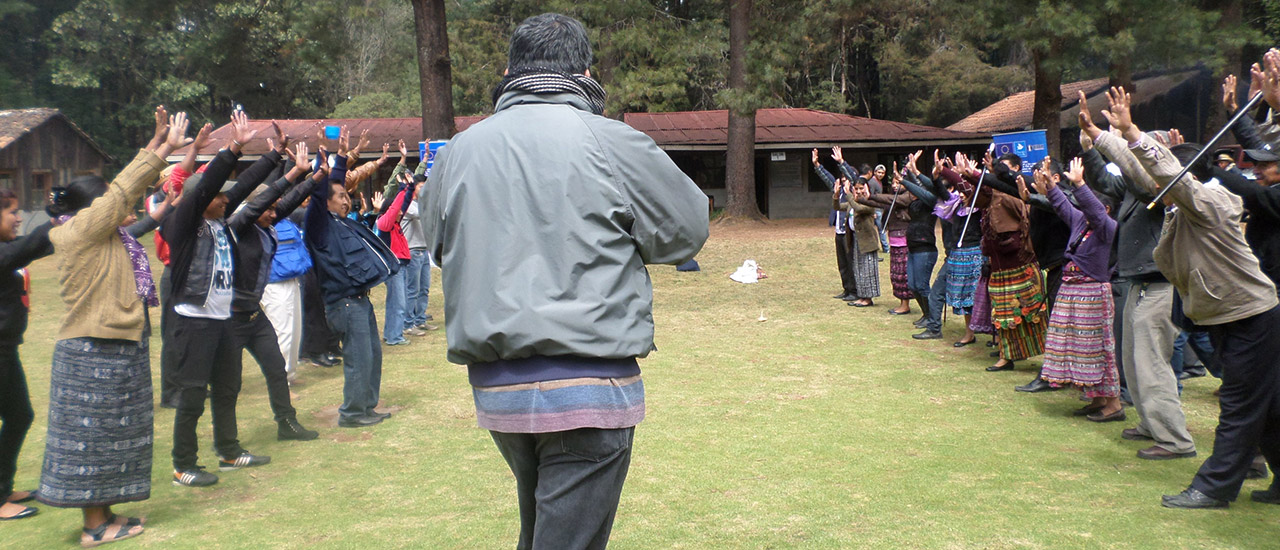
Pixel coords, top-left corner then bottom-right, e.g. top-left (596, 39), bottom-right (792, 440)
top-left (844, 179), bottom-right (881, 306)
top-left (943, 154), bottom-right (1046, 371)
top-left (37, 108), bottom-right (189, 547)
top-left (856, 179), bottom-right (912, 314)
top-left (1034, 159), bottom-right (1122, 421)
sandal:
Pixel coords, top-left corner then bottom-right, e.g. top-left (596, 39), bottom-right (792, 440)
top-left (0, 505), bottom-right (37, 520)
top-left (109, 513), bottom-right (145, 528)
top-left (81, 521), bottom-right (143, 548)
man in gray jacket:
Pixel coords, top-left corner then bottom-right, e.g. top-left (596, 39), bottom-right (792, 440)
top-left (421, 13), bottom-right (709, 550)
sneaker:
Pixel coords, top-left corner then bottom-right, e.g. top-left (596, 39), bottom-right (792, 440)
top-left (173, 467), bottom-right (218, 487)
top-left (338, 414), bottom-right (384, 428)
top-left (384, 338), bottom-right (411, 346)
top-left (219, 451), bottom-right (271, 471)
top-left (404, 327), bottom-right (428, 337)
top-left (278, 418), bottom-right (319, 441)
top-left (418, 323), bottom-right (439, 331)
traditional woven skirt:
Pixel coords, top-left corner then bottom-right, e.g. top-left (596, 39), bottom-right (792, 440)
top-left (946, 246), bottom-right (983, 313)
top-left (38, 338), bottom-right (153, 508)
top-left (850, 237), bottom-right (880, 299)
top-left (989, 264), bottom-right (1047, 360)
top-left (1040, 265), bottom-right (1118, 398)
top-left (888, 244), bottom-right (911, 300)
top-left (968, 271), bottom-right (994, 335)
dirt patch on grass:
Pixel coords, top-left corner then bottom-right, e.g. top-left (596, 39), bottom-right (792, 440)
top-left (711, 218), bottom-right (828, 241)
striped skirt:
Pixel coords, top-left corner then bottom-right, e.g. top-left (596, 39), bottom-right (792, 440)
top-left (968, 271), bottom-right (994, 335)
top-left (38, 338), bottom-right (153, 508)
top-left (850, 237), bottom-right (880, 299)
top-left (1040, 267), bottom-right (1118, 398)
top-left (989, 264), bottom-right (1047, 360)
top-left (946, 246), bottom-right (983, 313)
top-left (889, 245), bottom-right (911, 299)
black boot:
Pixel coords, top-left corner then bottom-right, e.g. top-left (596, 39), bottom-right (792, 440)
top-left (278, 417), bottom-right (319, 441)
top-left (912, 295), bottom-right (930, 329)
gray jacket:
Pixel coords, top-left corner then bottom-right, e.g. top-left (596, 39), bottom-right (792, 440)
top-left (1103, 131), bottom-right (1278, 325)
top-left (422, 91), bottom-right (709, 365)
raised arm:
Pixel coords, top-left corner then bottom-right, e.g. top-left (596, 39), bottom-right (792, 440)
top-left (0, 222), bottom-right (53, 271)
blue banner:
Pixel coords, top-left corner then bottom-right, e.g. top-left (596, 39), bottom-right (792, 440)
top-left (992, 130), bottom-right (1047, 175)
top-left (418, 140), bottom-right (448, 177)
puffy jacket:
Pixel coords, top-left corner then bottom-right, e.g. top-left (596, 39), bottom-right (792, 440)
top-left (422, 91), bottom-right (709, 365)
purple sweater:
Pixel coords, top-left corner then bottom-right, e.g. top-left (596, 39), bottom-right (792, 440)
top-left (1046, 183), bottom-right (1115, 283)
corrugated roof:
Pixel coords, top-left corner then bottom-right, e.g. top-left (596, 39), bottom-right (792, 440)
top-left (0, 108), bottom-right (114, 162)
top-left (168, 116), bottom-right (486, 161)
top-left (948, 70), bottom-right (1203, 133)
top-left (626, 108), bottom-right (989, 146)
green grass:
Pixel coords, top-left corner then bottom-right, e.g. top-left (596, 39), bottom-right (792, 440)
top-left (5, 219), bottom-right (1273, 549)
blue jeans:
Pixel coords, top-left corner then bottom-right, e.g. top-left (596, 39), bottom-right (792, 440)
top-left (490, 427), bottom-right (635, 550)
top-left (327, 295), bottom-right (382, 420)
top-left (1172, 330), bottom-right (1217, 379)
top-left (906, 249), bottom-right (938, 299)
top-left (873, 211), bottom-right (889, 252)
top-left (382, 269), bottom-right (407, 344)
top-left (404, 249), bottom-right (432, 329)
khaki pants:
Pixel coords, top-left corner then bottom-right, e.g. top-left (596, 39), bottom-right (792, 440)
top-left (1121, 281), bottom-right (1195, 453)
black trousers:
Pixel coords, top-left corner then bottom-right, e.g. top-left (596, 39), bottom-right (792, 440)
top-left (834, 233), bottom-right (855, 295)
top-left (231, 310), bottom-right (297, 423)
top-left (0, 346), bottom-right (34, 502)
top-left (159, 268), bottom-right (179, 407)
top-left (1192, 305), bottom-right (1280, 500)
top-left (300, 269), bottom-right (341, 357)
top-left (170, 315), bottom-right (243, 470)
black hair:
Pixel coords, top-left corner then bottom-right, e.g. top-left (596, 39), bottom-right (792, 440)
top-left (859, 164), bottom-right (872, 175)
top-left (1170, 143), bottom-right (1211, 182)
top-left (998, 153), bottom-right (1022, 171)
top-left (507, 13), bottom-right (592, 74)
top-left (0, 187), bottom-right (15, 210)
top-left (46, 175), bottom-right (107, 218)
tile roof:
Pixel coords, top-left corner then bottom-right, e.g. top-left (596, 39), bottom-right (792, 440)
top-left (0, 108), bottom-right (114, 161)
top-left (948, 70), bottom-right (1204, 133)
top-left (625, 108), bottom-right (989, 147)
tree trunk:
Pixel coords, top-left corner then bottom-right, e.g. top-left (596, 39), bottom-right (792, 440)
top-left (410, 0), bottom-right (456, 141)
top-left (725, 0), bottom-right (763, 220)
top-left (1106, 18), bottom-right (1133, 94)
top-left (1031, 45), bottom-right (1063, 161)
top-left (1206, 0), bottom-right (1243, 142)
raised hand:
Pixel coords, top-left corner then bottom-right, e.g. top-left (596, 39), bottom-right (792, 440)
top-left (1168, 128), bottom-right (1185, 147)
top-left (811, 148), bottom-right (819, 166)
top-left (370, 190), bottom-right (385, 211)
top-left (1250, 62), bottom-right (1265, 104)
top-left (1077, 90), bottom-right (1102, 140)
top-left (288, 140), bottom-right (309, 167)
top-left (1263, 50), bottom-right (1280, 112)
top-left (155, 112), bottom-right (193, 159)
top-left (354, 128), bottom-right (371, 155)
top-left (1029, 167), bottom-right (1047, 195)
top-left (228, 110), bottom-right (259, 154)
top-left (831, 145), bottom-right (844, 164)
top-left (272, 120), bottom-right (289, 151)
top-left (193, 122), bottom-right (213, 151)
top-left (1224, 74), bottom-right (1239, 112)
top-left (1066, 157), bottom-right (1085, 188)
top-left (1100, 86), bottom-right (1137, 141)
top-left (378, 142), bottom-right (390, 164)
top-left (336, 126), bottom-right (350, 157)
top-left (147, 105), bottom-right (169, 150)
top-left (1015, 174), bottom-right (1030, 201)
top-left (399, 139), bottom-right (409, 161)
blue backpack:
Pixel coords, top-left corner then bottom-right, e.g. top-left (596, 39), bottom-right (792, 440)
top-left (270, 218), bottom-right (313, 282)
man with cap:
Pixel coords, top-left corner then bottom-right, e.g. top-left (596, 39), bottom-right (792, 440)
top-left (164, 111), bottom-right (272, 488)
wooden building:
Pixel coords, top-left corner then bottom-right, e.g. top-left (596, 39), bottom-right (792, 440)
top-left (0, 109), bottom-right (113, 221)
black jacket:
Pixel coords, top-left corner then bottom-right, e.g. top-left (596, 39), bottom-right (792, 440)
top-left (162, 150), bottom-right (280, 309)
top-left (229, 165), bottom-right (319, 312)
top-left (1082, 147), bottom-right (1166, 281)
top-left (0, 222), bottom-right (53, 346)
top-left (1213, 166), bottom-right (1280, 288)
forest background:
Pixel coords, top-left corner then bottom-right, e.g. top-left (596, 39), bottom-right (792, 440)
top-left (2, 0), bottom-right (1279, 169)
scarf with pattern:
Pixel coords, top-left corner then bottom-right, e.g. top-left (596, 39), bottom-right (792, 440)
top-left (492, 67), bottom-right (607, 115)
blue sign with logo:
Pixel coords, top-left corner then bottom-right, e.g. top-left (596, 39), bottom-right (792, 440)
top-left (418, 140), bottom-right (448, 177)
top-left (992, 130), bottom-right (1047, 175)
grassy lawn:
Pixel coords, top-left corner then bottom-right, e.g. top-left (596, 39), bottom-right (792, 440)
top-left (5, 218), bottom-right (1274, 549)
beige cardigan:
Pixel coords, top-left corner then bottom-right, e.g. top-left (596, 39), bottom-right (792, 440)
top-left (49, 149), bottom-right (166, 341)
top-left (1096, 132), bottom-right (1278, 325)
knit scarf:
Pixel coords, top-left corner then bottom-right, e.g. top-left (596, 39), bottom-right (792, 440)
top-left (56, 215), bottom-right (159, 307)
top-left (492, 68), bottom-right (607, 115)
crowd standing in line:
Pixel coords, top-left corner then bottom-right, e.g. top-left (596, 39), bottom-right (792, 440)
top-left (1, 11), bottom-right (1279, 550)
